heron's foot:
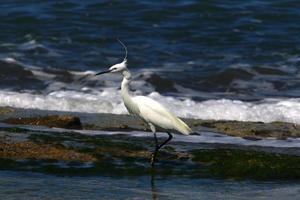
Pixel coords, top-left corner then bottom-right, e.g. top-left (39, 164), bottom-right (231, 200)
top-left (190, 131), bottom-right (201, 136)
top-left (149, 153), bottom-right (157, 167)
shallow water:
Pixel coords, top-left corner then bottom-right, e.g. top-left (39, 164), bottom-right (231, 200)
top-left (0, 171), bottom-right (299, 200)
top-left (0, 123), bottom-right (300, 199)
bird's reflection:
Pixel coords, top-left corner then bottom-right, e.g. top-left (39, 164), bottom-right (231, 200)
top-left (150, 172), bottom-right (159, 200)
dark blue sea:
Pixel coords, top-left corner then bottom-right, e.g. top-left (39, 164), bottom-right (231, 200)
top-left (0, 0), bottom-right (299, 123)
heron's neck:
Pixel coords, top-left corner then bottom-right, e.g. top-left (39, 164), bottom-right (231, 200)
top-left (121, 69), bottom-right (133, 99)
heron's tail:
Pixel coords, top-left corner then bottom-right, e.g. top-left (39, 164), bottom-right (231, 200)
top-left (175, 118), bottom-right (192, 135)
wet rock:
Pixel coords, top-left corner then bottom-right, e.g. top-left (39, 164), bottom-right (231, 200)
top-left (83, 113), bottom-right (148, 131)
top-left (0, 141), bottom-right (96, 162)
top-left (0, 106), bottom-right (299, 139)
top-left (191, 148), bottom-right (300, 180)
top-left (143, 73), bottom-right (177, 93)
top-left (191, 120), bottom-right (300, 138)
top-left (0, 106), bottom-right (300, 180)
top-left (0, 60), bottom-right (45, 90)
top-left (3, 115), bottom-right (82, 129)
top-left (0, 107), bottom-right (15, 115)
top-left (241, 136), bottom-right (262, 141)
top-left (0, 127), bottom-right (299, 180)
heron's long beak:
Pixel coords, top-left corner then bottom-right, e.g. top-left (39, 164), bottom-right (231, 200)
top-left (95, 69), bottom-right (112, 76)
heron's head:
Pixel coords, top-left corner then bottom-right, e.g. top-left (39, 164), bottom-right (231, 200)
top-left (95, 59), bottom-right (127, 76)
top-left (95, 39), bottom-right (128, 76)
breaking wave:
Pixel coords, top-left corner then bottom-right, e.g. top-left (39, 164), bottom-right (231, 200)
top-left (0, 89), bottom-right (299, 124)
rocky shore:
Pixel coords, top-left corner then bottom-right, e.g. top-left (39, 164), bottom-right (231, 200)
top-left (0, 106), bottom-right (299, 180)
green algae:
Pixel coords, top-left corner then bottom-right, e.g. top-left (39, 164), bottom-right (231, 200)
top-left (1, 129), bottom-right (300, 180)
top-left (191, 149), bottom-right (300, 180)
top-left (0, 108), bottom-right (299, 180)
top-left (2, 127), bottom-right (29, 133)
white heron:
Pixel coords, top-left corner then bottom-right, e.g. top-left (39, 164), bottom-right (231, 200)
top-left (95, 40), bottom-right (192, 166)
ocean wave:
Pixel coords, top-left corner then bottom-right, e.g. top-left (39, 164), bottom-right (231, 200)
top-left (0, 59), bottom-right (299, 124)
top-left (0, 89), bottom-right (299, 124)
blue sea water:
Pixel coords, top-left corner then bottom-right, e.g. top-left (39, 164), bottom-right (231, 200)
top-left (0, 0), bottom-right (299, 123)
top-left (0, 0), bottom-right (299, 97)
top-left (0, 171), bottom-right (299, 200)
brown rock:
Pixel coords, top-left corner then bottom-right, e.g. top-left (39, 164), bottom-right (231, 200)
top-left (0, 141), bottom-right (96, 162)
top-left (3, 115), bottom-right (82, 129)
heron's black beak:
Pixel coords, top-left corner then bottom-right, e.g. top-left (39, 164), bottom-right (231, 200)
top-left (95, 69), bottom-right (112, 76)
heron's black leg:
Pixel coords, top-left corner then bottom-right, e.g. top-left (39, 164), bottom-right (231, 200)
top-left (157, 132), bottom-right (173, 151)
top-left (150, 132), bottom-right (173, 167)
top-left (150, 133), bottom-right (159, 166)
top-left (154, 132), bottom-right (159, 149)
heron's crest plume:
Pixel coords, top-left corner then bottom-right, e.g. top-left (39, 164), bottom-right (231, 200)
top-left (117, 38), bottom-right (128, 62)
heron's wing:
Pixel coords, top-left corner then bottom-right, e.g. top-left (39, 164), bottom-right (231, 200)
top-left (132, 96), bottom-right (191, 134)
top-left (133, 96), bottom-right (175, 119)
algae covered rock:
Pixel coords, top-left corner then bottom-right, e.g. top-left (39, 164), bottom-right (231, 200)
top-left (0, 106), bottom-right (300, 180)
top-left (0, 125), bottom-right (300, 180)
top-left (192, 120), bottom-right (300, 139)
top-left (0, 141), bottom-right (96, 162)
top-left (191, 148), bottom-right (300, 180)
top-left (0, 106), bottom-right (299, 139)
top-left (0, 107), bottom-right (15, 115)
top-left (3, 115), bottom-right (82, 129)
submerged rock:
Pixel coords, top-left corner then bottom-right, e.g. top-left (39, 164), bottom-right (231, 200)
top-left (0, 60), bottom-right (45, 90)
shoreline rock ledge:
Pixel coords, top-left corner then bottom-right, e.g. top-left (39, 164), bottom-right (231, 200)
top-left (0, 106), bottom-right (299, 180)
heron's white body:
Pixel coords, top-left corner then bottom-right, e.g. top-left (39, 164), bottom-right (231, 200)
top-left (96, 44), bottom-right (192, 165)
top-left (120, 64), bottom-right (192, 135)
top-left (95, 40), bottom-right (192, 167)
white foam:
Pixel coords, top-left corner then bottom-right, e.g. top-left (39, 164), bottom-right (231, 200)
top-left (0, 89), bottom-right (299, 124)
top-left (0, 89), bottom-right (122, 114)
top-left (148, 92), bottom-right (300, 124)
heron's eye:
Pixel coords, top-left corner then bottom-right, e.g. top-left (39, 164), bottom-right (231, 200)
top-left (112, 68), bottom-right (117, 71)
